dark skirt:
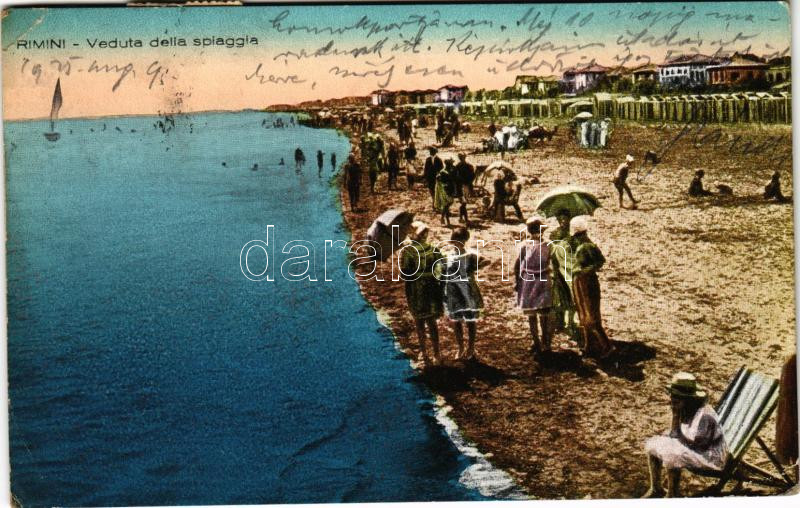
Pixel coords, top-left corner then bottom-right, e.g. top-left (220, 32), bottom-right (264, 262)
top-left (776, 354), bottom-right (798, 464)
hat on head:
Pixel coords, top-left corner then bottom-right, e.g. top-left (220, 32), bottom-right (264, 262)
top-left (666, 372), bottom-right (707, 399)
top-left (428, 146), bottom-right (438, 154)
top-left (458, 152), bottom-right (467, 159)
top-left (626, 154), bottom-right (634, 163)
top-left (526, 214), bottom-right (545, 226)
top-left (570, 216), bottom-right (589, 235)
top-left (696, 169), bottom-right (705, 177)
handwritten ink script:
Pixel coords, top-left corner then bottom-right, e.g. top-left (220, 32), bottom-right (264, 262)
top-left (8, 5), bottom-right (790, 92)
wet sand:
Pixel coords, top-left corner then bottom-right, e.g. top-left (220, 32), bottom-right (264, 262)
top-left (337, 117), bottom-right (794, 499)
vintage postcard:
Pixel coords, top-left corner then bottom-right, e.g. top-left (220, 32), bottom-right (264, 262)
top-left (2, 1), bottom-right (797, 506)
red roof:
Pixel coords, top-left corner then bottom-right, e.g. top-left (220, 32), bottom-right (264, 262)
top-left (660, 54), bottom-right (720, 66)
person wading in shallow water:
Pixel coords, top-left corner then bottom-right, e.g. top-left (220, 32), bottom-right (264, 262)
top-left (294, 147), bottom-right (306, 170)
top-left (570, 216), bottom-right (614, 359)
top-left (401, 221), bottom-right (443, 366)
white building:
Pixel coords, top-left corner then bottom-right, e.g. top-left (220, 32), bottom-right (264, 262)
top-left (658, 54), bottom-right (721, 87)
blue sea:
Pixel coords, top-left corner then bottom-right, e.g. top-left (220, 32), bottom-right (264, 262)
top-left (4, 112), bottom-right (497, 506)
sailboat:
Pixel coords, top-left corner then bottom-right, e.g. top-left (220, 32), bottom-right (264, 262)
top-left (43, 78), bottom-right (62, 142)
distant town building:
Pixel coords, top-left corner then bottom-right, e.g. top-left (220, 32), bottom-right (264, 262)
top-left (606, 66), bottom-right (633, 84)
top-left (658, 54), bottom-right (721, 86)
top-left (706, 53), bottom-right (768, 85)
top-left (766, 56), bottom-right (791, 83)
top-left (631, 63), bottom-right (659, 82)
top-left (437, 85), bottom-right (468, 103)
top-left (514, 75), bottom-right (559, 96)
top-left (371, 90), bottom-right (395, 106)
top-left (561, 64), bottom-right (609, 94)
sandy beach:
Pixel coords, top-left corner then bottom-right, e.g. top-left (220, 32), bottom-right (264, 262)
top-left (336, 116), bottom-right (795, 499)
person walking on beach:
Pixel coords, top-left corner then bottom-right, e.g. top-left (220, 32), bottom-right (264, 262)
top-left (515, 216), bottom-right (553, 357)
top-left (434, 160), bottom-right (456, 226)
top-left (439, 227), bottom-right (486, 361)
top-left (643, 373), bottom-right (728, 498)
top-left (614, 154), bottom-right (638, 209)
top-left (570, 217), bottom-right (614, 359)
top-left (330, 152), bottom-right (337, 171)
top-left (404, 142), bottom-right (418, 188)
top-left (294, 147), bottom-right (306, 170)
top-left (454, 152), bottom-right (476, 198)
top-left (386, 144), bottom-right (400, 191)
top-left (343, 154), bottom-right (361, 211)
top-left (549, 209), bottom-right (577, 338)
top-left (424, 147), bottom-right (444, 204)
top-left (491, 174), bottom-right (508, 222)
top-left (401, 221), bottom-right (443, 366)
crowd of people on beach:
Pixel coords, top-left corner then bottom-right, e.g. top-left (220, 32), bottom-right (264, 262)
top-left (297, 106), bottom-right (797, 497)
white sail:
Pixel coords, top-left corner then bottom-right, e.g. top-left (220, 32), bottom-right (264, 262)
top-left (49, 78), bottom-right (62, 132)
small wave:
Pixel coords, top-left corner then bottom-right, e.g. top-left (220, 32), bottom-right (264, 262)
top-left (373, 309), bottom-right (528, 500)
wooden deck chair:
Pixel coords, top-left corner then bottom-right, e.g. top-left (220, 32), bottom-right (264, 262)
top-left (691, 366), bottom-right (795, 493)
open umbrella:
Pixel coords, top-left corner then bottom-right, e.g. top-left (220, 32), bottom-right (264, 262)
top-left (535, 185), bottom-right (601, 218)
top-left (365, 209), bottom-right (414, 261)
top-left (572, 111), bottom-right (593, 121)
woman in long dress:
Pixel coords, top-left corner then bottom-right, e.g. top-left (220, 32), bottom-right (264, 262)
top-left (434, 159), bottom-right (455, 226)
top-left (438, 227), bottom-right (487, 360)
top-left (643, 372), bottom-right (728, 498)
top-left (401, 221), bottom-right (443, 366)
top-left (514, 216), bottom-right (553, 356)
top-left (570, 216), bottom-right (614, 358)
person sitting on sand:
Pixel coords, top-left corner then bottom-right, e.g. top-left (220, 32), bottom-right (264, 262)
top-left (438, 227), bottom-right (488, 361)
top-left (401, 221), bottom-right (443, 366)
top-left (643, 372), bottom-right (728, 498)
top-left (614, 154), bottom-right (638, 209)
top-left (571, 217), bottom-right (614, 359)
top-left (515, 216), bottom-right (553, 358)
top-left (764, 171), bottom-right (790, 203)
top-left (688, 170), bottom-right (713, 197)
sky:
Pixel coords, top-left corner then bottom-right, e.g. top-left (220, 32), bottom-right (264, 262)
top-left (1, 2), bottom-right (792, 119)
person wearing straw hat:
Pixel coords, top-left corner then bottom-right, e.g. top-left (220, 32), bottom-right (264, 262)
top-left (642, 372), bottom-right (728, 498)
top-left (514, 215), bottom-right (553, 357)
top-left (570, 216), bottom-right (614, 358)
top-left (401, 221), bottom-right (444, 366)
top-left (613, 154), bottom-right (638, 209)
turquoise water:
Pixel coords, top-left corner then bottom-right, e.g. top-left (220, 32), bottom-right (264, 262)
top-left (4, 112), bottom-right (487, 506)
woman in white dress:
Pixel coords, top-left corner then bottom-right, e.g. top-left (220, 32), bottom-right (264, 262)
top-left (643, 372), bottom-right (728, 498)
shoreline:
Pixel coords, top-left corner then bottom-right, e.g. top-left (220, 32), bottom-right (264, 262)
top-left (327, 113), bottom-right (794, 499)
top-left (335, 128), bottom-right (527, 500)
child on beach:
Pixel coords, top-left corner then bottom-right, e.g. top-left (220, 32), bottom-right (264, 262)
top-left (514, 216), bottom-right (553, 357)
top-left (437, 227), bottom-right (488, 361)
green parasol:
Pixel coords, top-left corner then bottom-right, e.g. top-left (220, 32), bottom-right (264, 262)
top-left (535, 185), bottom-right (601, 218)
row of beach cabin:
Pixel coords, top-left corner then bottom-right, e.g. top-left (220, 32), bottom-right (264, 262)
top-left (400, 92), bottom-right (791, 124)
